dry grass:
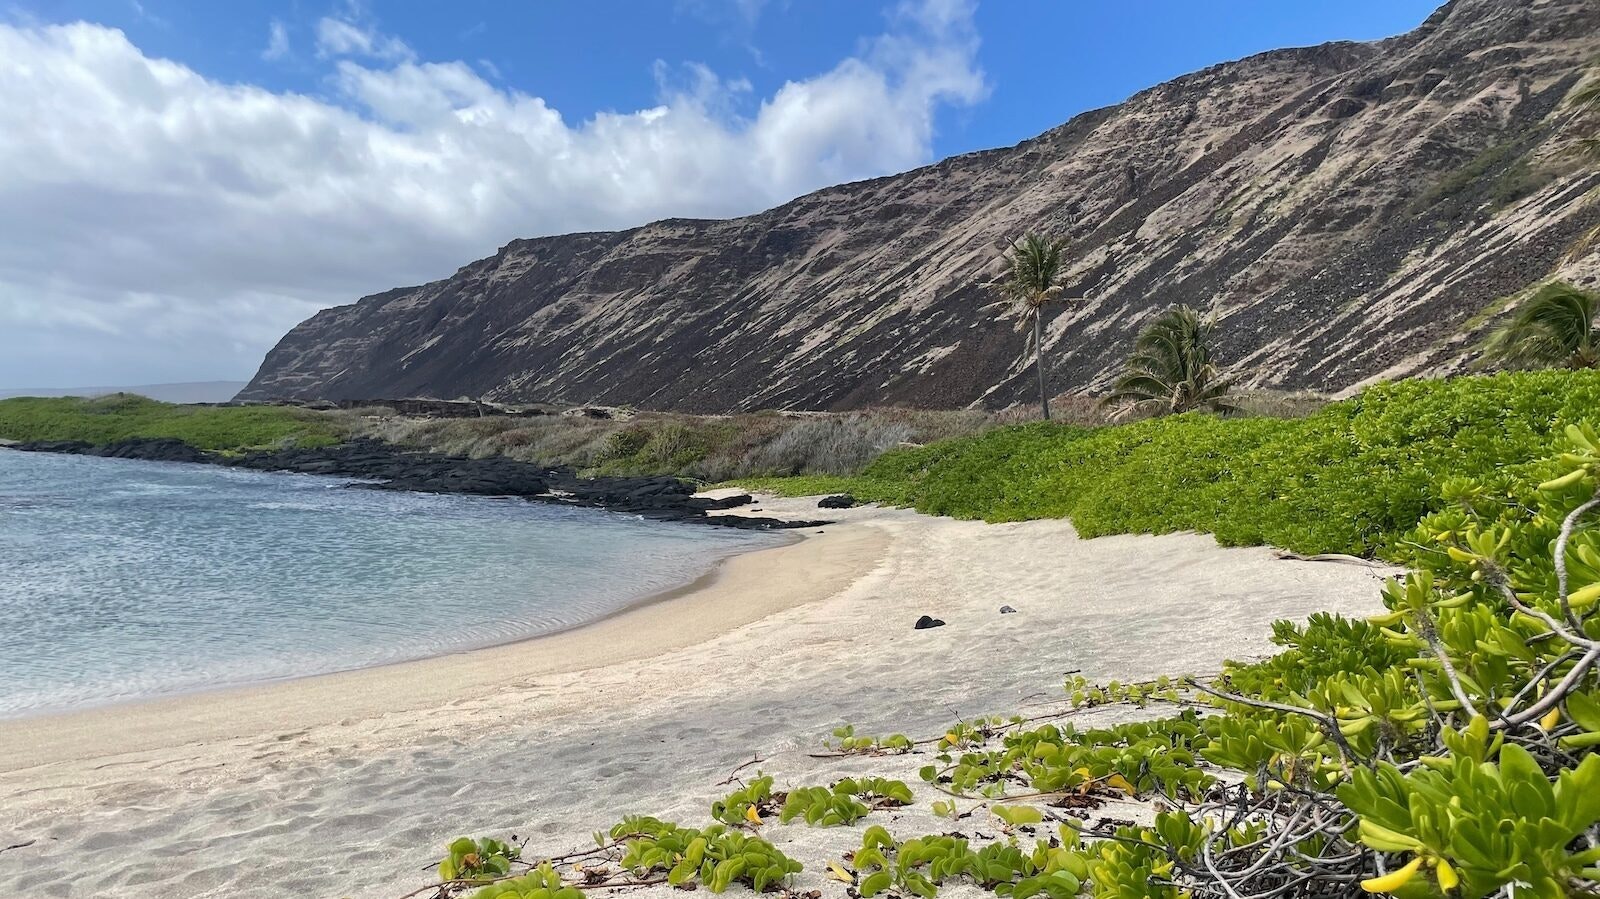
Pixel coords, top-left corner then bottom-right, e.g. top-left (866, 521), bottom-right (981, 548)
top-left (332, 390), bottom-right (1329, 481)
top-left (337, 407), bottom-right (1015, 481)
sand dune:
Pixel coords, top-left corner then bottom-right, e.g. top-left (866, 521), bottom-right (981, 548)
top-left (0, 497), bottom-right (1389, 898)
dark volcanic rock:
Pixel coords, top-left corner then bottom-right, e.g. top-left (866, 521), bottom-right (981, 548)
top-left (11, 439), bottom-right (94, 455)
top-left (240, 0), bottom-right (1600, 411)
top-left (706, 513), bottom-right (831, 530)
top-left (13, 437), bottom-right (210, 464)
top-left (818, 494), bottom-right (857, 509)
top-left (6, 439), bottom-right (820, 529)
top-left (686, 493), bottom-right (754, 511)
top-left (222, 440), bottom-right (553, 497)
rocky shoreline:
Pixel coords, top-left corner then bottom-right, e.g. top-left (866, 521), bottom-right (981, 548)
top-left (4, 437), bottom-right (827, 530)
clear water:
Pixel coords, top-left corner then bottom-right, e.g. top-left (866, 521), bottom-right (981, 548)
top-left (0, 451), bottom-right (782, 718)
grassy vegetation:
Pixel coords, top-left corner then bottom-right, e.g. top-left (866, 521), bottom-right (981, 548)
top-left (346, 391), bottom-right (1327, 482)
top-left (0, 394), bottom-right (342, 450)
top-left (1412, 140), bottom-right (1558, 215)
top-left (346, 407), bottom-right (1024, 482)
top-left (736, 370), bottom-right (1600, 558)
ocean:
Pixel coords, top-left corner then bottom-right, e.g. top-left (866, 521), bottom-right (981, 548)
top-left (0, 451), bottom-right (780, 717)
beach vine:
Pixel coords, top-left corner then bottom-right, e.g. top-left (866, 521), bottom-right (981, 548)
top-left (420, 426), bottom-right (1600, 899)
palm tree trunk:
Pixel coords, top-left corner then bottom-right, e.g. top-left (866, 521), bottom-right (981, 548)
top-left (1034, 311), bottom-right (1050, 420)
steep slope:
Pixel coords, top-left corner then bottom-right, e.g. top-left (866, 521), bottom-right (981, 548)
top-left (240, 0), bottom-right (1600, 411)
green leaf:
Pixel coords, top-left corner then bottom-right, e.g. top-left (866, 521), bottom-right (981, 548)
top-left (994, 805), bottom-right (1044, 825)
top-left (860, 871), bottom-right (893, 897)
top-left (667, 860), bottom-right (695, 886)
top-left (1559, 731), bottom-right (1600, 750)
top-left (1566, 691), bottom-right (1600, 733)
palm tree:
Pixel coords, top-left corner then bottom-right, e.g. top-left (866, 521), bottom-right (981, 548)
top-left (998, 233), bottom-right (1069, 419)
top-left (1482, 281), bottom-right (1599, 370)
top-left (1102, 304), bottom-right (1240, 419)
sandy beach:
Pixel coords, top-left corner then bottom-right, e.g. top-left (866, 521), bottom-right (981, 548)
top-left (0, 496), bottom-right (1392, 899)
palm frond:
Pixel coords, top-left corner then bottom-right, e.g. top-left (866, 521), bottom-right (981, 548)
top-left (998, 233), bottom-right (1070, 315)
top-left (1571, 77), bottom-right (1600, 114)
top-left (1482, 282), bottom-right (1599, 370)
top-left (1104, 304), bottom-right (1238, 418)
top-left (1101, 373), bottom-right (1175, 405)
top-left (1569, 74), bottom-right (1600, 162)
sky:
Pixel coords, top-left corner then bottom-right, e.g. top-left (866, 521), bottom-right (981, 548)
top-left (0, 0), bottom-right (1442, 390)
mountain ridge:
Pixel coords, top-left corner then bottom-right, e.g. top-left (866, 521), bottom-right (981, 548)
top-left (240, 0), bottom-right (1600, 411)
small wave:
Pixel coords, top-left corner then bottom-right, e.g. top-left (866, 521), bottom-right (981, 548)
top-left (0, 496), bottom-right (50, 509)
top-left (245, 501), bottom-right (327, 511)
top-left (112, 483), bottom-right (212, 496)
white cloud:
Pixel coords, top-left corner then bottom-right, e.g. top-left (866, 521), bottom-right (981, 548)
top-left (127, 0), bottom-right (164, 27)
top-left (262, 19), bottom-right (289, 61)
top-left (0, 1), bottom-right (985, 387)
top-left (314, 15), bottom-right (412, 62)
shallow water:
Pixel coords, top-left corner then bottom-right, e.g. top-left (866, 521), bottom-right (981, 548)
top-left (0, 451), bottom-right (780, 717)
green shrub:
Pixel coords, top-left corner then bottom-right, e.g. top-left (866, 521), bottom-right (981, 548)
top-left (611, 817), bottom-right (801, 893)
top-left (824, 725), bottom-right (913, 754)
top-left (745, 371), bottom-right (1600, 558)
top-left (849, 824), bottom-right (1089, 899)
top-left (777, 786), bottom-right (870, 827)
top-left (920, 711), bottom-right (1211, 801)
top-left (777, 778), bottom-right (912, 827)
top-left (603, 424), bottom-right (651, 460)
top-left (462, 864), bottom-right (579, 899)
top-left (0, 394), bottom-right (342, 450)
top-left (709, 775), bottom-right (775, 826)
top-left (1067, 415), bottom-right (1284, 538)
top-left (439, 836), bottom-right (521, 883)
top-left (899, 435), bottom-right (1600, 896)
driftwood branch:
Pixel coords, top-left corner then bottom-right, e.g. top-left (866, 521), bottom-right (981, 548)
top-left (715, 755), bottom-right (765, 786)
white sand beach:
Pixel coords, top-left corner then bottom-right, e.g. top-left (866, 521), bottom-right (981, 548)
top-left (0, 497), bottom-right (1392, 899)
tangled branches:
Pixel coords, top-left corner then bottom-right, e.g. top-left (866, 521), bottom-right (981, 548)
top-left (1129, 426), bottom-right (1600, 898)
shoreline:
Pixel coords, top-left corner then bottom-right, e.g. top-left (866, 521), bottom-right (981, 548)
top-left (2, 438), bottom-right (827, 530)
top-left (0, 522), bottom-right (802, 728)
top-left (0, 497), bottom-right (1392, 899)
top-left (0, 518), bottom-right (888, 775)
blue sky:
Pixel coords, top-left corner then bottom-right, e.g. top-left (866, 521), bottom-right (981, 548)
top-left (0, 0), bottom-right (1443, 388)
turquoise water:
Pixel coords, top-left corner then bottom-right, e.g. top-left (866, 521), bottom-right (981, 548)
top-left (0, 451), bottom-right (781, 718)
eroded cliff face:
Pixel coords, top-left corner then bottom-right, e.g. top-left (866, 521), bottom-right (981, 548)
top-left (240, 0), bottom-right (1600, 411)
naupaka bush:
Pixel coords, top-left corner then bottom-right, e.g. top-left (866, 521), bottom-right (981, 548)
top-left (741, 370), bottom-right (1600, 558)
